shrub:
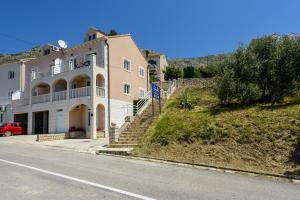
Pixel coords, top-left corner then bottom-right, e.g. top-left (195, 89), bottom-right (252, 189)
top-left (214, 69), bottom-right (235, 104)
top-left (177, 91), bottom-right (194, 110)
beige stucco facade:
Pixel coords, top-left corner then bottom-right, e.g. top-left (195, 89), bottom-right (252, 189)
top-left (108, 35), bottom-right (148, 101)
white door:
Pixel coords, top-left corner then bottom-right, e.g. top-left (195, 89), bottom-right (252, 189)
top-left (56, 111), bottom-right (64, 133)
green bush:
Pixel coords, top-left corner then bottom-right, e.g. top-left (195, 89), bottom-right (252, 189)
top-left (177, 91), bottom-right (194, 110)
top-left (214, 70), bottom-right (235, 104)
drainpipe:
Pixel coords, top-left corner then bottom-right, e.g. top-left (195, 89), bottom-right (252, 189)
top-left (104, 39), bottom-right (111, 135)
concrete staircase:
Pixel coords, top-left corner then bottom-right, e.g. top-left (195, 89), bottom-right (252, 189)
top-left (109, 101), bottom-right (163, 148)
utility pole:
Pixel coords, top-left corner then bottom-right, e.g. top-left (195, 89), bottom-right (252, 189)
top-left (152, 93), bottom-right (154, 116)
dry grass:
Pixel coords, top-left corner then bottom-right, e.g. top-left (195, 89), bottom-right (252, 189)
top-left (132, 86), bottom-right (300, 175)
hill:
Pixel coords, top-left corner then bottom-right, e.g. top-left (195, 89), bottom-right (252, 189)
top-left (132, 84), bottom-right (300, 176)
top-left (0, 47), bottom-right (42, 65)
top-left (168, 53), bottom-right (231, 68)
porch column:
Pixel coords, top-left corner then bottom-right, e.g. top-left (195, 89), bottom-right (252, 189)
top-left (91, 54), bottom-right (96, 67)
top-left (28, 112), bottom-right (33, 135)
top-left (90, 106), bottom-right (97, 139)
top-left (90, 65), bottom-right (97, 139)
top-left (66, 81), bottom-right (70, 100)
top-left (50, 85), bottom-right (53, 102)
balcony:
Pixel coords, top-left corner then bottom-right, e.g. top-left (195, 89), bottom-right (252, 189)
top-left (32, 94), bottom-right (50, 104)
top-left (52, 90), bottom-right (67, 101)
top-left (12, 98), bottom-right (29, 107)
top-left (31, 54), bottom-right (100, 82)
top-left (70, 86), bottom-right (91, 99)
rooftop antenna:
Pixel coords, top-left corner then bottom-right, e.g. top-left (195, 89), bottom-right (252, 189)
top-left (58, 40), bottom-right (68, 48)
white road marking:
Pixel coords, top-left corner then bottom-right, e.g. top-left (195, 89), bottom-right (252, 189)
top-left (0, 158), bottom-right (156, 200)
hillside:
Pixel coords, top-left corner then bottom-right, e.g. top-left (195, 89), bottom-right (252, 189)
top-left (132, 84), bottom-right (300, 176)
top-left (168, 53), bottom-right (231, 68)
top-left (0, 47), bottom-right (42, 65)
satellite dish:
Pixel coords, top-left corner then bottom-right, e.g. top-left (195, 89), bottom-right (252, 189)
top-left (58, 40), bottom-right (68, 48)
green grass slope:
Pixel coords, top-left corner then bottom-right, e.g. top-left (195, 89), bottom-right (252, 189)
top-left (132, 86), bottom-right (300, 176)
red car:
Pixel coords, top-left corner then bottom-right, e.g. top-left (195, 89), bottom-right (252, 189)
top-left (0, 122), bottom-right (27, 136)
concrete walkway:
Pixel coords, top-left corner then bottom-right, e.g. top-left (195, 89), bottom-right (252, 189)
top-left (0, 135), bottom-right (110, 154)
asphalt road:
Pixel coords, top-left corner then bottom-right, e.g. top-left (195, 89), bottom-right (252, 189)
top-left (0, 143), bottom-right (299, 200)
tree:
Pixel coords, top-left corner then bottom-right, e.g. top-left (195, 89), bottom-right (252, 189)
top-left (108, 29), bottom-right (118, 36)
top-left (163, 66), bottom-right (182, 80)
top-left (183, 66), bottom-right (195, 78)
top-left (215, 34), bottom-right (300, 105)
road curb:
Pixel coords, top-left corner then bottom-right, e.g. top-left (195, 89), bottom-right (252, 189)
top-left (96, 152), bottom-right (300, 183)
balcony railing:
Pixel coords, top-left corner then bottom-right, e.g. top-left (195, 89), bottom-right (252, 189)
top-left (31, 54), bottom-right (101, 82)
top-left (32, 94), bottom-right (50, 104)
top-left (96, 87), bottom-right (105, 97)
top-left (70, 86), bottom-right (91, 99)
top-left (12, 98), bottom-right (29, 107)
top-left (52, 90), bottom-right (67, 101)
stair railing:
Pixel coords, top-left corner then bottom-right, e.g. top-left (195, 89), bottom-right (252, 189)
top-left (161, 79), bottom-right (177, 99)
top-left (134, 91), bottom-right (152, 116)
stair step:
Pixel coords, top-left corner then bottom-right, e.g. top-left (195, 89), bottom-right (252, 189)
top-left (109, 144), bottom-right (138, 148)
top-left (110, 98), bottom-right (168, 147)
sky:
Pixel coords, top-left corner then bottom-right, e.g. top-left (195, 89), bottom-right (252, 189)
top-left (0, 0), bottom-right (300, 58)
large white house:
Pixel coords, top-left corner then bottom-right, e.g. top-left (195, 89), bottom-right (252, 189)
top-left (1, 27), bottom-right (149, 139)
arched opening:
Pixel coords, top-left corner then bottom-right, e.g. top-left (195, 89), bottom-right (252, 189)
top-left (69, 74), bottom-right (91, 98)
top-left (69, 104), bottom-right (90, 138)
top-left (96, 104), bottom-right (105, 134)
top-left (31, 83), bottom-right (50, 104)
top-left (96, 74), bottom-right (105, 97)
top-left (52, 79), bottom-right (67, 101)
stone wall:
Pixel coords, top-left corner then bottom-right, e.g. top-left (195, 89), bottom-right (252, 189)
top-left (36, 133), bottom-right (66, 142)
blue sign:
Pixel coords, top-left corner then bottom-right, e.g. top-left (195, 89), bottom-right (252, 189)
top-left (151, 83), bottom-right (161, 100)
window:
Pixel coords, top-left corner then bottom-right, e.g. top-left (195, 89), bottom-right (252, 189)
top-left (31, 68), bottom-right (37, 80)
top-left (139, 88), bottom-right (145, 98)
top-left (8, 90), bottom-right (13, 99)
top-left (8, 71), bottom-right (14, 79)
top-left (69, 58), bottom-right (77, 70)
top-left (44, 49), bottom-right (50, 55)
top-left (139, 66), bottom-right (145, 78)
top-left (0, 113), bottom-right (3, 123)
top-left (89, 35), bottom-right (92, 41)
top-left (92, 34), bottom-right (96, 39)
top-left (123, 83), bottom-right (131, 95)
top-left (123, 58), bottom-right (131, 71)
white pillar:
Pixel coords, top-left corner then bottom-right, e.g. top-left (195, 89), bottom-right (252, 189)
top-left (91, 54), bottom-right (96, 67)
top-left (90, 65), bottom-right (97, 139)
top-left (66, 81), bottom-right (70, 100)
top-left (28, 112), bottom-right (32, 134)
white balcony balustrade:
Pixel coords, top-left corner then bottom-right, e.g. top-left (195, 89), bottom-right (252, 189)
top-left (31, 54), bottom-right (99, 82)
top-left (96, 87), bottom-right (105, 97)
top-left (69, 86), bottom-right (91, 99)
top-left (32, 94), bottom-right (50, 104)
top-left (52, 90), bottom-right (67, 101)
top-left (12, 98), bottom-right (29, 107)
